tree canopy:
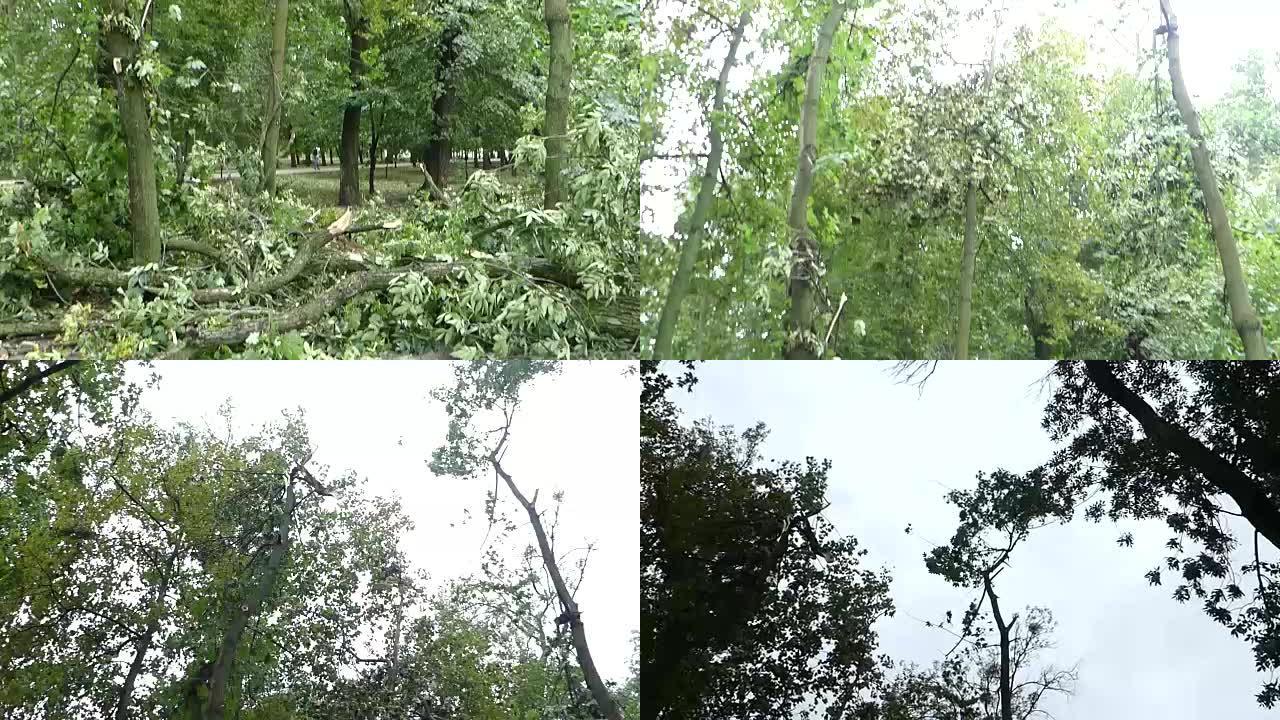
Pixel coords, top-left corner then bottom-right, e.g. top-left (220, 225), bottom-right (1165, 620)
top-left (642, 0), bottom-right (1280, 359)
top-left (0, 360), bottom-right (639, 719)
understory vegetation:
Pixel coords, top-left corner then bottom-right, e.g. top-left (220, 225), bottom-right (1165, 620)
top-left (0, 0), bottom-right (641, 359)
top-left (643, 0), bottom-right (1280, 359)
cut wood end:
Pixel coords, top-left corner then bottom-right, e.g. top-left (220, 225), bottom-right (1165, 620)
top-left (327, 209), bottom-right (355, 236)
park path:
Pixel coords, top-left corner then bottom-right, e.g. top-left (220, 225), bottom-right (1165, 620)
top-left (0, 164), bottom-right (366, 187)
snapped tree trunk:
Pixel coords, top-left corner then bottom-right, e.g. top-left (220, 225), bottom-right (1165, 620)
top-left (1159, 0), bottom-right (1267, 358)
top-left (338, 4), bottom-right (368, 207)
top-left (954, 24), bottom-right (999, 360)
top-left (652, 9), bottom-right (750, 359)
top-left (491, 458), bottom-right (622, 720)
top-left (784, 1), bottom-right (847, 359)
top-left (204, 471), bottom-right (298, 720)
top-left (542, 0), bottom-right (573, 209)
top-left (261, 0), bottom-right (289, 194)
top-left (103, 9), bottom-right (161, 266)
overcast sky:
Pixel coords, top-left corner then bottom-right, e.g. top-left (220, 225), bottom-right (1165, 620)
top-left (133, 360), bottom-right (639, 683)
top-left (671, 360), bottom-right (1275, 718)
top-left (644, 0), bottom-right (1280, 236)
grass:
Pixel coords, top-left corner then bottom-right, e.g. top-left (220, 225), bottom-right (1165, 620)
top-left (277, 163), bottom-right (521, 208)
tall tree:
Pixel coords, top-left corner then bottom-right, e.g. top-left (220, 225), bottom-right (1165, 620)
top-left (652, 9), bottom-right (751, 359)
top-left (338, 0), bottom-right (369, 207)
top-left (1158, 0), bottom-right (1268, 358)
top-left (785, 1), bottom-right (847, 359)
top-left (261, 0), bottom-right (291, 194)
top-left (542, 0), bottom-right (573, 208)
top-left (641, 361), bottom-right (893, 719)
top-left (101, 0), bottom-right (161, 264)
top-left (430, 361), bottom-right (623, 720)
top-left (954, 17), bottom-right (1001, 360)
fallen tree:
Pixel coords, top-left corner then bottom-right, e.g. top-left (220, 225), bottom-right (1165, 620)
top-left (1, 209), bottom-right (639, 357)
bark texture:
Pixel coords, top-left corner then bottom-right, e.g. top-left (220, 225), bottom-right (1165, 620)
top-left (1159, 0), bottom-right (1268, 358)
top-left (104, 8), bottom-right (161, 265)
top-left (338, 3), bottom-right (368, 207)
top-left (784, 1), bottom-right (847, 359)
top-left (261, 0), bottom-right (290, 194)
top-left (425, 29), bottom-right (459, 190)
top-left (542, 0), bottom-right (573, 209)
top-left (652, 9), bottom-right (750, 358)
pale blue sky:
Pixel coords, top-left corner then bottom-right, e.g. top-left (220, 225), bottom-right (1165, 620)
top-left (672, 360), bottom-right (1275, 718)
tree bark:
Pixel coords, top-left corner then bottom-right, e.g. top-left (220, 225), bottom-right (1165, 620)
top-left (784, 1), bottom-right (847, 359)
top-left (542, 0), bottom-right (573, 209)
top-left (103, 8), bottom-right (161, 265)
top-left (491, 458), bottom-right (622, 720)
top-left (425, 30), bottom-right (458, 190)
top-left (1023, 290), bottom-right (1053, 360)
top-left (1158, 0), bottom-right (1268, 358)
top-left (261, 0), bottom-right (289, 194)
top-left (204, 467), bottom-right (298, 720)
top-left (652, 9), bottom-right (750, 359)
top-left (954, 23), bottom-right (999, 360)
top-left (338, 3), bottom-right (368, 207)
top-left (368, 103), bottom-right (379, 196)
top-left (175, 128), bottom-right (194, 190)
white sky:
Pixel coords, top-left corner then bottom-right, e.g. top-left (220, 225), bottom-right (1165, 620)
top-left (132, 360), bottom-right (639, 683)
top-left (643, 0), bottom-right (1280, 237)
top-left (672, 360), bottom-right (1276, 719)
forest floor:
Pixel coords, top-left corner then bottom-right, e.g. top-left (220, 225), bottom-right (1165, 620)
top-left (274, 164), bottom-right (520, 206)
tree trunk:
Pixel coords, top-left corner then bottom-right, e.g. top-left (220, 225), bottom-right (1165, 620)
top-left (103, 12), bottom-right (161, 266)
top-left (985, 575), bottom-right (1014, 720)
top-left (954, 180), bottom-right (979, 359)
top-left (954, 24), bottom-right (999, 360)
top-left (204, 470), bottom-right (298, 720)
top-left (175, 128), bottom-right (193, 190)
top-left (542, 0), bottom-right (573, 209)
top-left (492, 459), bottom-right (622, 720)
top-left (1023, 290), bottom-right (1053, 359)
top-left (1159, 0), bottom-right (1268, 358)
top-left (425, 30), bottom-right (459, 191)
top-left (114, 547), bottom-right (178, 720)
top-left (337, 2), bottom-right (366, 206)
top-left (368, 104), bottom-right (379, 196)
top-left (784, 1), bottom-right (846, 359)
top-left (261, 0), bottom-right (289, 194)
top-left (652, 10), bottom-right (750, 359)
